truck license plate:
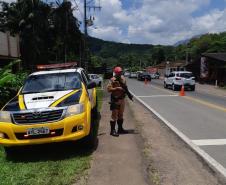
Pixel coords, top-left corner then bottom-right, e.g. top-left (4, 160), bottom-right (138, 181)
top-left (27, 127), bottom-right (50, 136)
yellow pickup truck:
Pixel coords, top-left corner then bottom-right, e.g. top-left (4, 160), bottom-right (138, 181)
top-left (0, 64), bottom-right (98, 155)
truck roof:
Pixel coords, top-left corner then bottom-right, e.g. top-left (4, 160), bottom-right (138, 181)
top-left (30, 68), bottom-right (84, 76)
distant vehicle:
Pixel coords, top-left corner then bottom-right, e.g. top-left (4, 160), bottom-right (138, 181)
top-left (89, 74), bottom-right (103, 87)
top-left (129, 72), bottom-right (137, 78)
top-left (124, 71), bottom-right (130, 77)
top-left (150, 72), bottom-right (160, 79)
top-left (137, 72), bottom-right (152, 81)
top-left (164, 71), bottom-right (195, 91)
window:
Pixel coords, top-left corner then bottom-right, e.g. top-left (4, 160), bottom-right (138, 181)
top-left (169, 73), bottom-right (174, 77)
top-left (22, 72), bottom-right (81, 94)
top-left (180, 73), bottom-right (194, 79)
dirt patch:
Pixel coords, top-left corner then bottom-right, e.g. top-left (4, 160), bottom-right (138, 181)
top-left (128, 99), bottom-right (223, 185)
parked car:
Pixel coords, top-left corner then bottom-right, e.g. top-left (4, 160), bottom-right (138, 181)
top-left (164, 71), bottom-right (195, 91)
top-left (129, 72), bottom-right (137, 78)
top-left (0, 63), bottom-right (98, 156)
top-left (137, 72), bottom-right (152, 81)
top-left (88, 74), bottom-right (103, 87)
top-left (124, 71), bottom-right (130, 77)
top-left (150, 72), bottom-right (160, 79)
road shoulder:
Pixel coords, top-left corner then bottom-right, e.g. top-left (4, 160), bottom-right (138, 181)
top-left (128, 98), bottom-right (222, 185)
top-left (85, 92), bottom-right (149, 185)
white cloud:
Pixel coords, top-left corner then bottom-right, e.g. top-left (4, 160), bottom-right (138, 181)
top-left (1, 0), bottom-right (15, 3)
top-left (192, 9), bottom-right (226, 34)
top-left (89, 26), bottom-right (124, 42)
top-left (84, 0), bottom-right (215, 45)
top-left (4, 0), bottom-right (226, 45)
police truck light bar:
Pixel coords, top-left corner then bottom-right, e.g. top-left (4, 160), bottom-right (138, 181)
top-left (37, 62), bottom-right (77, 70)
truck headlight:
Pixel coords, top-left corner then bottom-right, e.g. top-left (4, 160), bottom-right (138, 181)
top-left (66, 104), bottom-right (84, 117)
top-left (0, 111), bottom-right (11, 122)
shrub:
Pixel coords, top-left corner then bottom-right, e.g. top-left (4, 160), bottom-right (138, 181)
top-left (0, 60), bottom-right (28, 108)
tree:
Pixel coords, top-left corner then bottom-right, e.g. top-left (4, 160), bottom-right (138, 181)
top-left (0, 0), bottom-right (82, 70)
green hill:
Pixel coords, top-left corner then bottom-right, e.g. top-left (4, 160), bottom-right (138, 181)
top-left (88, 37), bottom-right (174, 70)
top-left (88, 31), bottom-right (226, 70)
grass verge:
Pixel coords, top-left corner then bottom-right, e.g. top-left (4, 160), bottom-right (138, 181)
top-left (96, 87), bottom-right (104, 111)
top-left (0, 89), bottom-right (104, 185)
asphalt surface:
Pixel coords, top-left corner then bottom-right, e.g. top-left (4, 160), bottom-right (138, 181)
top-left (127, 78), bottom-right (226, 170)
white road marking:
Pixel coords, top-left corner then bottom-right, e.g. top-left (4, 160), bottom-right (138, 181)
top-left (193, 139), bottom-right (226, 146)
top-left (130, 90), bottom-right (226, 180)
top-left (137, 95), bottom-right (178, 98)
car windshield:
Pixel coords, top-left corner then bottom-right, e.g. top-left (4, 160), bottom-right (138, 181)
top-left (22, 72), bottom-right (81, 94)
top-left (179, 73), bottom-right (194, 79)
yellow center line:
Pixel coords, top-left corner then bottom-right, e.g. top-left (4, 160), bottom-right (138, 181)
top-left (183, 96), bottom-right (226, 113)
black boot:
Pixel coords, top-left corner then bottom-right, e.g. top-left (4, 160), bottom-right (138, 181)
top-left (117, 119), bottom-right (128, 134)
top-left (110, 121), bottom-right (119, 137)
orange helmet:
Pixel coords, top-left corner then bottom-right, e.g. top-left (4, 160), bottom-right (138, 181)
top-left (114, 66), bottom-right (123, 74)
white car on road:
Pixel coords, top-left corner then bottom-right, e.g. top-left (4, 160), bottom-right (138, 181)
top-left (164, 71), bottom-right (195, 91)
top-left (88, 74), bottom-right (103, 87)
top-left (129, 72), bottom-right (137, 78)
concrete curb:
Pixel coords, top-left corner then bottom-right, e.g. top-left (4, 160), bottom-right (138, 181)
top-left (130, 91), bottom-right (226, 183)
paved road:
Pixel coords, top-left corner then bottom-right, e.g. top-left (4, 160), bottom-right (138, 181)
top-left (127, 78), bottom-right (226, 171)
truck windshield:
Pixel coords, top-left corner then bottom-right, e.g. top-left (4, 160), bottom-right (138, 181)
top-left (22, 72), bottom-right (81, 94)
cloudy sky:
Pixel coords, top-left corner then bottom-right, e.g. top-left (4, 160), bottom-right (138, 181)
top-left (73, 0), bottom-right (226, 45)
top-left (4, 0), bottom-right (226, 45)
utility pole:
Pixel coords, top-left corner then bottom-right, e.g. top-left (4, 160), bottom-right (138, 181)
top-left (83, 0), bottom-right (101, 70)
top-left (64, 0), bottom-right (69, 63)
top-left (84, 0), bottom-right (88, 36)
top-left (65, 7), bottom-right (68, 63)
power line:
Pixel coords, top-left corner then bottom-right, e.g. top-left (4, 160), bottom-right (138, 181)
top-left (72, 0), bottom-right (84, 21)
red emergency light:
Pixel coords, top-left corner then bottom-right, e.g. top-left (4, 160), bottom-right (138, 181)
top-left (37, 62), bottom-right (77, 70)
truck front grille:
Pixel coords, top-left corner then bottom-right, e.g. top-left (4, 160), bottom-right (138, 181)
top-left (12, 109), bottom-right (65, 124)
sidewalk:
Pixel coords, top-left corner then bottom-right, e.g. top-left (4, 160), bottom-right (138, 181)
top-left (196, 83), bottom-right (226, 97)
top-left (86, 92), bottom-right (149, 185)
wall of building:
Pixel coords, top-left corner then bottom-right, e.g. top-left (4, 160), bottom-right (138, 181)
top-left (0, 31), bottom-right (20, 58)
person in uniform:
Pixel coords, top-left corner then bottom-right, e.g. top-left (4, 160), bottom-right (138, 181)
top-left (107, 66), bottom-right (129, 137)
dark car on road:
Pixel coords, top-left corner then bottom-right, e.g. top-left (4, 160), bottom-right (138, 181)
top-left (137, 72), bottom-right (152, 81)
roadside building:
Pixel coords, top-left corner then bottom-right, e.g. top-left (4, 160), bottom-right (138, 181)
top-left (186, 53), bottom-right (226, 86)
top-left (147, 60), bottom-right (186, 77)
top-left (0, 31), bottom-right (20, 67)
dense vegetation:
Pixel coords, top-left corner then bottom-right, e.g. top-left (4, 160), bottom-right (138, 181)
top-left (88, 32), bottom-right (226, 71)
top-left (0, 60), bottom-right (28, 107)
top-left (0, 0), bottom-right (83, 70)
top-left (88, 37), bottom-right (174, 71)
